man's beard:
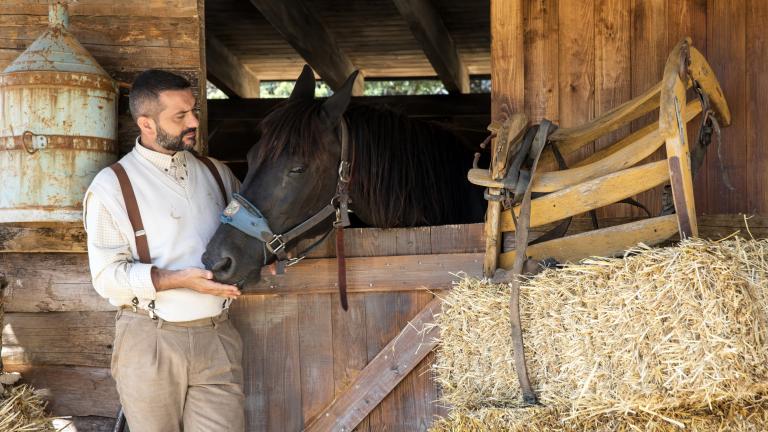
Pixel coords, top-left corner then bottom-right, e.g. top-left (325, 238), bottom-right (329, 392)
top-left (156, 124), bottom-right (196, 152)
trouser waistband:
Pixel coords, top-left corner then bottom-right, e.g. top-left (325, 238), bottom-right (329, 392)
top-left (116, 307), bottom-right (230, 328)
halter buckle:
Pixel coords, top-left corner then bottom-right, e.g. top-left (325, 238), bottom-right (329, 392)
top-left (266, 235), bottom-right (286, 255)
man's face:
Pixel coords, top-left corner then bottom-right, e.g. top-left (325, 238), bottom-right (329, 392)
top-left (153, 89), bottom-right (199, 152)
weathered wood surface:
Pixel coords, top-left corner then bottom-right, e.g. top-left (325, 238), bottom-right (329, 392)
top-left (304, 297), bottom-right (441, 432)
top-left (3, 365), bottom-right (119, 418)
top-left (0, 222), bottom-right (485, 255)
top-left (2, 311), bottom-right (114, 368)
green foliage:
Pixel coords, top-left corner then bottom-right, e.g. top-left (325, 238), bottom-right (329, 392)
top-left (208, 77), bottom-right (491, 100)
top-left (206, 81), bottom-right (228, 99)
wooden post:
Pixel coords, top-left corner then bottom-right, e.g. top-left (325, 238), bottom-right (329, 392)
top-left (484, 0), bottom-right (524, 276)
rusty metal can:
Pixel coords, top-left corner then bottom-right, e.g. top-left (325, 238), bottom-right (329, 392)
top-left (0, 1), bottom-right (118, 222)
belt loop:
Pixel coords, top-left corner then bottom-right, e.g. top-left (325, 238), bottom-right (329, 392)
top-left (212, 317), bottom-right (219, 329)
top-left (156, 317), bottom-right (164, 329)
top-left (115, 308), bottom-right (123, 321)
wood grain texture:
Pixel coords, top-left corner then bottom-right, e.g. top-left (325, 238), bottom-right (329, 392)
top-left (4, 365), bottom-right (120, 418)
top-left (524, 0), bottom-right (558, 123)
top-left (0, 253), bottom-right (113, 313)
top-left (595, 0), bottom-right (631, 216)
top-left (230, 296), bottom-right (268, 431)
top-left (298, 294), bottom-right (335, 425)
top-left (557, 0), bottom-right (594, 167)
top-left (305, 297), bottom-right (441, 432)
top-left (2, 311), bottom-right (114, 368)
top-left (490, 0), bottom-right (524, 121)
top-left (746, 0), bottom-right (768, 214)
top-left (630, 0), bottom-right (667, 216)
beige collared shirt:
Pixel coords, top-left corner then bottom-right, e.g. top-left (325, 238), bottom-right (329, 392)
top-left (83, 138), bottom-right (240, 308)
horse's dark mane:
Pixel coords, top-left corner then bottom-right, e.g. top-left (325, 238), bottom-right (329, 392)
top-left (253, 98), bottom-right (478, 227)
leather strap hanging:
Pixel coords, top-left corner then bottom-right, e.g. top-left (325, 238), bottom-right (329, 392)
top-left (508, 120), bottom-right (555, 405)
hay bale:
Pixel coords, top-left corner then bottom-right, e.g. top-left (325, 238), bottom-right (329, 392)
top-left (430, 399), bottom-right (768, 432)
top-left (433, 238), bottom-right (768, 422)
top-left (0, 384), bottom-right (55, 432)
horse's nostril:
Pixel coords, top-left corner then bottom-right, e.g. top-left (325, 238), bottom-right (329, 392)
top-left (211, 257), bottom-right (233, 273)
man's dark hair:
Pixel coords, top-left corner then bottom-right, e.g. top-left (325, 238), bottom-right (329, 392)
top-left (129, 70), bottom-right (192, 121)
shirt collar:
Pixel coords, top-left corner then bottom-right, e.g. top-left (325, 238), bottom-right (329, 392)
top-left (134, 137), bottom-right (187, 172)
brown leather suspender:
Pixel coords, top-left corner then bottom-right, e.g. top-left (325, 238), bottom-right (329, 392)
top-left (110, 163), bottom-right (152, 264)
top-left (195, 155), bottom-right (228, 205)
top-left (109, 155), bottom-right (228, 266)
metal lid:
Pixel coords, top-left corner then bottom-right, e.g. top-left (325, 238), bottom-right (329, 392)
top-left (3, 2), bottom-right (110, 76)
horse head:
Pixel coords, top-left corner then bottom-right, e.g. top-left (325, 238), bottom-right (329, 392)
top-left (202, 66), bottom-right (358, 286)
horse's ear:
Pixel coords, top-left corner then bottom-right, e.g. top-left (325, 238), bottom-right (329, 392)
top-left (322, 70), bottom-right (359, 125)
top-left (290, 65), bottom-right (315, 100)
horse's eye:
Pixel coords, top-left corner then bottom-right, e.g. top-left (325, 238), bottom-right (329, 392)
top-left (289, 166), bottom-right (306, 175)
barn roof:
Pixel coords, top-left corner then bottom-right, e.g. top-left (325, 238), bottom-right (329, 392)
top-left (204, 0), bottom-right (490, 93)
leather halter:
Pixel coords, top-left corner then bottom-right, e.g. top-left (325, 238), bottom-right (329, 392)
top-left (219, 120), bottom-right (352, 309)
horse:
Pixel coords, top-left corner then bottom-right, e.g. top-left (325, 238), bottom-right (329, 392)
top-left (202, 65), bottom-right (486, 287)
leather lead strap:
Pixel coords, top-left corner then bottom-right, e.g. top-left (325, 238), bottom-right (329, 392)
top-left (196, 155), bottom-right (228, 204)
top-left (336, 227), bottom-right (349, 310)
top-left (110, 163), bottom-right (151, 264)
top-left (509, 120), bottom-right (554, 405)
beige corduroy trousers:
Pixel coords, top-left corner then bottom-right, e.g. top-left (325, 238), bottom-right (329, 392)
top-left (111, 308), bottom-right (245, 432)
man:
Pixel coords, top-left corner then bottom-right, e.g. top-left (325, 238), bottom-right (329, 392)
top-left (83, 70), bottom-right (245, 431)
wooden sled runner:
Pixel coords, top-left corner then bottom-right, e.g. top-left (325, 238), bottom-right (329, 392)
top-left (470, 37), bottom-right (732, 277)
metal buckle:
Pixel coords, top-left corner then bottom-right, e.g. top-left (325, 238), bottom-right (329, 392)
top-left (267, 235), bottom-right (286, 254)
top-left (147, 300), bottom-right (158, 320)
top-left (285, 256), bottom-right (305, 267)
top-left (131, 297), bottom-right (138, 313)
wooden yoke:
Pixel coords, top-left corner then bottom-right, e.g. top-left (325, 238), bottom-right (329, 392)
top-left (472, 38), bottom-right (731, 276)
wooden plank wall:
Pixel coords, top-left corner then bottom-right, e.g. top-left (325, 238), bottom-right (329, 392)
top-left (512, 0), bottom-right (764, 216)
top-left (0, 0), bottom-right (208, 154)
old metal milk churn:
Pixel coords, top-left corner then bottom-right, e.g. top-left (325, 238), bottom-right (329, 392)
top-left (0, 1), bottom-right (118, 222)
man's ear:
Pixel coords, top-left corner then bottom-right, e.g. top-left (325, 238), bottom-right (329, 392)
top-left (137, 115), bottom-right (156, 135)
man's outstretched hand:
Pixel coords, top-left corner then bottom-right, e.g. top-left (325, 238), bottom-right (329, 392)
top-left (151, 267), bottom-right (241, 299)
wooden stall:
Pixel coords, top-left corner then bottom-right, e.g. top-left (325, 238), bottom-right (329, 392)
top-left (2, 1), bottom-right (768, 431)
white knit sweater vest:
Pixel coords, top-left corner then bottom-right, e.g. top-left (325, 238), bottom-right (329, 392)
top-left (87, 148), bottom-right (230, 321)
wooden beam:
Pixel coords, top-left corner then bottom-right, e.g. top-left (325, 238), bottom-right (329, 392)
top-left (391, 0), bottom-right (469, 94)
top-left (303, 297), bottom-right (442, 432)
top-left (248, 0), bottom-right (364, 95)
top-left (205, 33), bottom-right (260, 98)
top-left (246, 253), bottom-right (482, 295)
top-left (499, 215), bottom-right (680, 268)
